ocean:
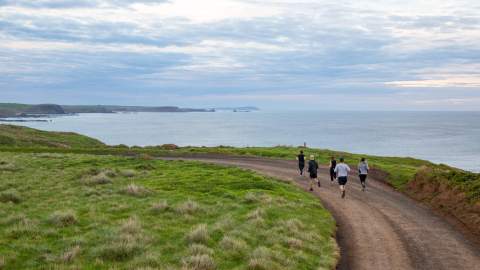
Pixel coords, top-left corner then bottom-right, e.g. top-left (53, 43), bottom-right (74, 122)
top-left (5, 111), bottom-right (480, 172)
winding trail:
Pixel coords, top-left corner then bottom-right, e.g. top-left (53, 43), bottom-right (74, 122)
top-left (165, 155), bottom-right (480, 270)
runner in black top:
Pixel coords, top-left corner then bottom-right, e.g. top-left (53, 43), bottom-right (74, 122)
top-left (329, 157), bottom-right (337, 183)
top-left (308, 155), bottom-right (319, 191)
top-left (297, 150), bottom-right (305, 176)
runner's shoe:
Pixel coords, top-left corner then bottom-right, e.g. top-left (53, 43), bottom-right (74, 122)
top-left (341, 190), bottom-right (346, 198)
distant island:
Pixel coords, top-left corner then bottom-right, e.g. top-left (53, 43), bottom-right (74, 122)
top-left (0, 103), bottom-right (260, 119)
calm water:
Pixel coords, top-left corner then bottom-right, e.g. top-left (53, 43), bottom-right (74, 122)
top-left (6, 111), bottom-right (480, 172)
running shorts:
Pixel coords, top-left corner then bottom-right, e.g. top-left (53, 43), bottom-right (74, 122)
top-left (338, 176), bottom-right (348, 185)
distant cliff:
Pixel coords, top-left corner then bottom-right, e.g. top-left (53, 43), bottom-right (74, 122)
top-left (0, 103), bottom-right (215, 117)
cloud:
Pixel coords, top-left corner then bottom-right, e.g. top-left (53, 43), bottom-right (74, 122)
top-left (0, 0), bottom-right (479, 109)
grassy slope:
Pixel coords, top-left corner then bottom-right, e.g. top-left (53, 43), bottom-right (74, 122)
top-left (0, 152), bottom-right (337, 270)
top-left (174, 146), bottom-right (431, 188)
top-left (0, 125), bottom-right (105, 148)
top-left (0, 124), bottom-right (477, 201)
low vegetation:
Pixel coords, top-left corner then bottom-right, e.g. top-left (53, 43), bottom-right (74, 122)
top-left (0, 152), bottom-right (337, 269)
top-left (0, 124), bottom-right (105, 148)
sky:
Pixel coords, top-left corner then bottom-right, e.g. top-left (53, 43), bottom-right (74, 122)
top-left (0, 0), bottom-right (479, 110)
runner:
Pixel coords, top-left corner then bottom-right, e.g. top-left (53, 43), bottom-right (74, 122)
top-left (329, 156), bottom-right (337, 184)
top-left (307, 155), bottom-right (319, 191)
top-left (296, 150), bottom-right (305, 176)
top-left (358, 157), bottom-right (369, 191)
top-left (334, 157), bottom-right (350, 198)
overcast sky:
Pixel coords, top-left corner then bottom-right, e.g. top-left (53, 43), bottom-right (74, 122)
top-left (1, 0), bottom-right (479, 110)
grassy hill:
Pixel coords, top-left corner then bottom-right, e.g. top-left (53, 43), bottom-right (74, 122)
top-left (0, 125), bottom-right (105, 148)
top-left (1, 125), bottom-right (478, 241)
top-left (0, 152), bottom-right (337, 269)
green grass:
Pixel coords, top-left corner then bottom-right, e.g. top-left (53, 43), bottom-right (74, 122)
top-left (0, 125), bottom-right (105, 148)
top-left (0, 152), bottom-right (338, 269)
top-left (171, 146), bottom-right (431, 189)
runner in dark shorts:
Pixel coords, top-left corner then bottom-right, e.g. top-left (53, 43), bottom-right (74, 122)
top-left (308, 155), bottom-right (319, 191)
top-left (334, 157), bottom-right (351, 198)
top-left (358, 157), bottom-right (369, 191)
top-left (329, 156), bottom-right (337, 183)
top-left (297, 150), bottom-right (305, 176)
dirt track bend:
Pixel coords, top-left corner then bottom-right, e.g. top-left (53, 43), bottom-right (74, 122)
top-left (164, 155), bottom-right (480, 270)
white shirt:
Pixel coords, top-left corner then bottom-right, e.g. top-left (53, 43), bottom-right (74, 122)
top-left (358, 161), bottom-right (369, 175)
top-left (334, 163), bottom-right (351, 177)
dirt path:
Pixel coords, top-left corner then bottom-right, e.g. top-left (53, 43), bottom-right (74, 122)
top-left (165, 155), bottom-right (480, 270)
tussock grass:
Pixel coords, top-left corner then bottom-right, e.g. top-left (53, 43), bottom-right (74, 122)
top-left (0, 256), bottom-right (4, 269)
top-left (48, 210), bottom-right (77, 227)
top-left (82, 172), bottom-right (112, 185)
top-left (98, 217), bottom-right (146, 261)
top-left (188, 244), bottom-right (214, 256)
top-left (61, 245), bottom-right (81, 263)
top-left (186, 224), bottom-right (209, 244)
top-left (0, 188), bottom-right (21, 203)
top-left (247, 208), bottom-right (265, 225)
top-left (182, 254), bottom-right (216, 270)
top-left (120, 169), bottom-right (137, 178)
top-left (220, 236), bottom-right (248, 257)
top-left (248, 247), bottom-right (277, 270)
top-left (121, 183), bottom-right (151, 197)
top-left (7, 218), bottom-right (38, 239)
top-left (151, 200), bottom-right (169, 213)
top-left (280, 219), bottom-right (305, 236)
top-left (0, 161), bottom-right (18, 172)
top-left (176, 200), bottom-right (201, 215)
top-left (284, 237), bottom-right (303, 249)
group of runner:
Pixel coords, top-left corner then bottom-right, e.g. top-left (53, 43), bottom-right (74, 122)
top-left (296, 150), bottom-right (369, 198)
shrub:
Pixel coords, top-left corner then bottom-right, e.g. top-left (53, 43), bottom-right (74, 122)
top-left (182, 254), bottom-right (216, 270)
top-left (161, 144), bottom-right (179, 150)
top-left (48, 210), bottom-right (78, 227)
top-left (0, 189), bottom-right (21, 203)
top-left (186, 224), bottom-right (209, 244)
top-left (121, 184), bottom-right (150, 197)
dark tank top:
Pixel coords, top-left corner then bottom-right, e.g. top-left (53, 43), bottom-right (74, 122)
top-left (330, 160), bottom-right (337, 169)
